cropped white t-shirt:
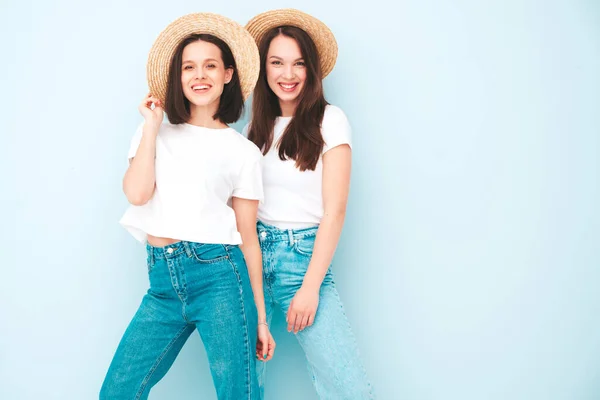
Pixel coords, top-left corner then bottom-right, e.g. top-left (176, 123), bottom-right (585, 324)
top-left (120, 122), bottom-right (263, 244)
top-left (244, 105), bottom-right (352, 229)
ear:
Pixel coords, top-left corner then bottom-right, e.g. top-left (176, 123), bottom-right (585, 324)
top-left (225, 67), bottom-right (234, 84)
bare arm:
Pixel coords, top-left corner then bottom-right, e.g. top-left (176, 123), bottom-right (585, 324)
top-left (232, 197), bottom-right (267, 322)
top-left (122, 94), bottom-right (163, 206)
top-left (286, 144), bottom-right (352, 333)
top-left (232, 197), bottom-right (275, 361)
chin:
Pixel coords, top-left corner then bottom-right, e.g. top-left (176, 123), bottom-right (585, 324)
top-left (188, 97), bottom-right (217, 108)
top-left (277, 92), bottom-right (300, 103)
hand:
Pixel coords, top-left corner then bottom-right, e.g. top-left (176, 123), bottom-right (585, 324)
top-left (287, 285), bottom-right (319, 334)
top-left (138, 93), bottom-right (164, 132)
top-left (256, 324), bottom-right (275, 362)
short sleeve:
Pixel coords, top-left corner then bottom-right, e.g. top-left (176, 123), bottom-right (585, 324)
top-left (232, 147), bottom-right (264, 202)
top-left (322, 106), bottom-right (352, 154)
top-left (127, 123), bottom-right (144, 160)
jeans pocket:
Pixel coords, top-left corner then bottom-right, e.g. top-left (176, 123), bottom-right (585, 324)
top-left (191, 243), bottom-right (230, 264)
top-left (293, 235), bottom-right (316, 257)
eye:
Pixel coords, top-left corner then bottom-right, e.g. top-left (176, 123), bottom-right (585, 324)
top-left (183, 65), bottom-right (193, 70)
top-left (206, 64), bottom-right (216, 69)
top-left (295, 61), bottom-right (305, 67)
top-left (270, 60), bottom-right (282, 66)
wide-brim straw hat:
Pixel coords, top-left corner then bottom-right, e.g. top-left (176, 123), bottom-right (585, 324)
top-left (147, 13), bottom-right (260, 102)
top-left (245, 8), bottom-right (338, 78)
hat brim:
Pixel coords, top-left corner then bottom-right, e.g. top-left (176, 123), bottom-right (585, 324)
top-left (245, 9), bottom-right (338, 79)
top-left (147, 13), bottom-right (259, 103)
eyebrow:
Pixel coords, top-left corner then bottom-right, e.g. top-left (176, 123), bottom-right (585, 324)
top-left (268, 56), bottom-right (304, 62)
top-left (182, 58), bottom-right (220, 64)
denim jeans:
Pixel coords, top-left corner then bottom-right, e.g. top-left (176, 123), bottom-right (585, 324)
top-left (256, 221), bottom-right (374, 399)
top-left (100, 241), bottom-right (259, 400)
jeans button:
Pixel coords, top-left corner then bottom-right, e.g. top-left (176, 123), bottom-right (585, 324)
top-left (167, 248), bottom-right (174, 254)
top-left (260, 231), bottom-right (267, 239)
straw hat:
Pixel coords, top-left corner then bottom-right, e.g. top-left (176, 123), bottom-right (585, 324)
top-left (147, 13), bottom-right (260, 102)
top-left (245, 9), bottom-right (338, 78)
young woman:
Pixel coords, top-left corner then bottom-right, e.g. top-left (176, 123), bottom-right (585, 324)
top-left (100, 13), bottom-right (275, 400)
top-left (245, 9), bottom-right (373, 399)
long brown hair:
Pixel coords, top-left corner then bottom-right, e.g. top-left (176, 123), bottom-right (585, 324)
top-left (248, 26), bottom-right (328, 171)
top-left (165, 34), bottom-right (244, 125)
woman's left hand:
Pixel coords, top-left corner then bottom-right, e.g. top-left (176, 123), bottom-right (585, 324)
top-left (256, 324), bottom-right (276, 362)
top-left (287, 285), bottom-right (320, 334)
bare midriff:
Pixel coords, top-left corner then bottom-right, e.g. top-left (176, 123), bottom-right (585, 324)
top-left (147, 234), bottom-right (181, 247)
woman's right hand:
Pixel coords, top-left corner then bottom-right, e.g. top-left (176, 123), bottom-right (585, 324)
top-left (256, 323), bottom-right (276, 362)
top-left (138, 93), bottom-right (164, 132)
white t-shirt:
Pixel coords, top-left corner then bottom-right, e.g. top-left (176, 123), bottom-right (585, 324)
top-left (244, 105), bottom-right (352, 229)
top-left (119, 122), bottom-right (263, 244)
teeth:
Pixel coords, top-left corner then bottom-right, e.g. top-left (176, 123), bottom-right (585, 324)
top-left (280, 83), bottom-right (296, 89)
top-left (193, 85), bottom-right (210, 90)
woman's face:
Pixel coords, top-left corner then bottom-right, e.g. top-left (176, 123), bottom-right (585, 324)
top-left (180, 40), bottom-right (233, 109)
top-left (265, 35), bottom-right (307, 106)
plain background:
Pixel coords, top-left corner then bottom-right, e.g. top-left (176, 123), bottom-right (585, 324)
top-left (1, 0), bottom-right (599, 399)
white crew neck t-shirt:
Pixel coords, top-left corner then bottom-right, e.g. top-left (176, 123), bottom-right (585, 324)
top-left (244, 105), bottom-right (352, 229)
top-left (120, 122), bottom-right (263, 244)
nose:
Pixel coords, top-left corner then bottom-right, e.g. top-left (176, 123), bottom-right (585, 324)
top-left (283, 64), bottom-right (294, 80)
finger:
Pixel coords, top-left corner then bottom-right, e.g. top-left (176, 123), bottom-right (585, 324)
top-left (293, 313), bottom-right (303, 334)
top-left (261, 337), bottom-right (269, 360)
top-left (287, 305), bottom-right (295, 332)
top-left (299, 314), bottom-right (310, 332)
top-left (263, 337), bottom-right (275, 361)
top-left (265, 347), bottom-right (275, 362)
top-left (286, 301), bottom-right (293, 323)
top-left (256, 341), bottom-right (263, 360)
top-left (307, 313), bottom-right (315, 327)
top-left (269, 337), bottom-right (276, 353)
top-left (147, 96), bottom-right (161, 107)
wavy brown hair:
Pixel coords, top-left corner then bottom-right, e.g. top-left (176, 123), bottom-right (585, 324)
top-left (248, 26), bottom-right (328, 171)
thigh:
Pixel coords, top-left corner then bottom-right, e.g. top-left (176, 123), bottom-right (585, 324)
top-left (193, 247), bottom-right (259, 400)
top-left (100, 294), bottom-right (195, 400)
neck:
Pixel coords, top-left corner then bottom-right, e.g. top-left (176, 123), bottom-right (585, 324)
top-left (188, 102), bottom-right (227, 129)
top-left (279, 100), bottom-right (297, 117)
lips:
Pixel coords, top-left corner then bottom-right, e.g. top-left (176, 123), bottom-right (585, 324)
top-left (278, 82), bottom-right (299, 92)
top-left (191, 83), bottom-right (212, 93)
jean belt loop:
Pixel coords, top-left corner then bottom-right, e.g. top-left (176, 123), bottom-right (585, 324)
top-left (288, 229), bottom-right (295, 247)
top-left (150, 246), bottom-right (155, 267)
top-left (183, 241), bottom-right (192, 257)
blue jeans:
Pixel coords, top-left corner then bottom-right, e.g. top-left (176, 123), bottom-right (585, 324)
top-left (100, 241), bottom-right (259, 400)
top-left (256, 221), bottom-right (374, 399)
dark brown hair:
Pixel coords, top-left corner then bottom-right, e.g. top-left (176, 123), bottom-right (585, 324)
top-left (248, 26), bottom-right (328, 171)
top-left (165, 33), bottom-right (244, 124)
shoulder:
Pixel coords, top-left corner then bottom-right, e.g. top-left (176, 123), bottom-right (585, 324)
top-left (321, 104), bottom-right (351, 136)
top-left (323, 104), bottom-right (350, 126)
top-left (225, 127), bottom-right (263, 160)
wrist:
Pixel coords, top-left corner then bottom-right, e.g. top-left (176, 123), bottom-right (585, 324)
top-left (301, 278), bottom-right (322, 293)
top-left (257, 312), bottom-right (267, 324)
top-left (143, 121), bottom-right (161, 135)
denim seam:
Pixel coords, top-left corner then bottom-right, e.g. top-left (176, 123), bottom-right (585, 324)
top-left (134, 325), bottom-right (191, 400)
top-left (332, 289), bottom-right (375, 399)
top-left (226, 253), bottom-right (252, 400)
top-left (190, 247), bottom-right (230, 264)
top-left (292, 238), bottom-right (315, 257)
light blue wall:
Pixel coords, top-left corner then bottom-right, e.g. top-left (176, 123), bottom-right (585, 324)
top-left (1, 0), bottom-right (599, 399)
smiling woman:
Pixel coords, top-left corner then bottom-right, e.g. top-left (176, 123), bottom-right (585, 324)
top-left (165, 34), bottom-right (243, 125)
top-left (100, 13), bottom-right (275, 400)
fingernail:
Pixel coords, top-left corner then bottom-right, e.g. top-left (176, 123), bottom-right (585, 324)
top-left (263, 354), bottom-right (267, 359)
